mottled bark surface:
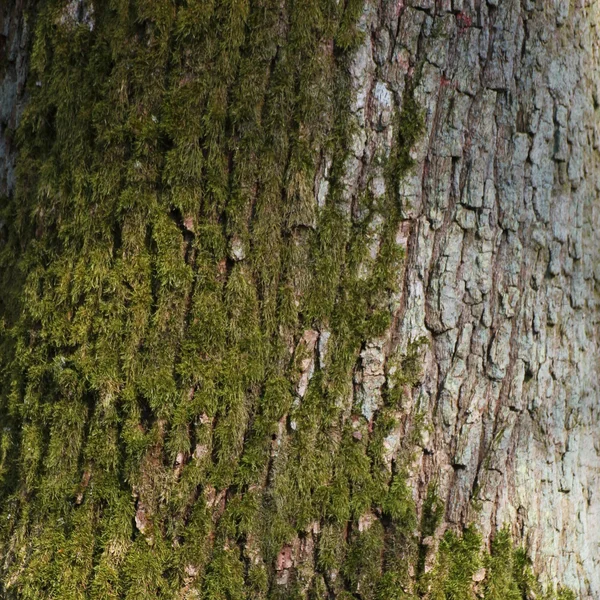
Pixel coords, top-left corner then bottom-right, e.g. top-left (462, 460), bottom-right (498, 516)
top-left (386, 0), bottom-right (600, 595)
top-left (0, 0), bottom-right (29, 197)
top-left (314, 0), bottom-right (600, 595)
top-left (0, 0), bottom-right (599, 599)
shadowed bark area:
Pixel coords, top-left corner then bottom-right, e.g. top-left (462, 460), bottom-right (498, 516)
top-left (0, 0), bottom-right (598, 599)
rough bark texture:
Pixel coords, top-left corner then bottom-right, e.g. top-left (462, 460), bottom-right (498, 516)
top-left (0, 0), bottom-right (29, 197)
top-left (391, 0), bottom-right (600, 595)
top-left (0, 0), bottom-right (599, 599)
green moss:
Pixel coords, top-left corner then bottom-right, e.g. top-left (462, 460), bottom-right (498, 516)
top-left (342, 520), bottom-right (385, 599)
top-left (420, 485), bottom-right (445, 541)
top-left (483, 527), bottom-right (522, 600)
top-left (383, 472), bottom-right (417, 529)
top-left (423, 526), bottom-right (482, 600)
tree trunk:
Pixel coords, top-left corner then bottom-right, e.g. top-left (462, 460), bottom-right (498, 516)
top-left (0, 0), bottom-right (598, 599)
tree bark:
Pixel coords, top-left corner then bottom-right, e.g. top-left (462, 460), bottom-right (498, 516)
top-left (0, 0), bottom-right (599, 599)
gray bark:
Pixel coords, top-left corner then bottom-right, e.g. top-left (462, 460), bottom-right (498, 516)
top-left (348, 1), bottom-right (600, 595)
top-left (0, 0), bottom-right (29, 197)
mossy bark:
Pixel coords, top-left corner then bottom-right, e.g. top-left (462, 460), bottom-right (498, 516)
top-left (0, 1), bottom-right (598, 599)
